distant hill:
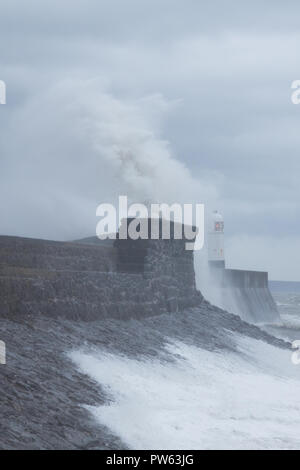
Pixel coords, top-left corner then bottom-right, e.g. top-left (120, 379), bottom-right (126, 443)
top-left (73, 236), bottom-right (115, 246)
top-left (269, 280), bottom-right (300, 293)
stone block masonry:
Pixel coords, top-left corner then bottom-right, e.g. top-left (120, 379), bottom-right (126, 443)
top-left (0, 220), bottom-right (202, 321)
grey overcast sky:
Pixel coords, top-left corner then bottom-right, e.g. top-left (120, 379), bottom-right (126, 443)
top-left (0, 0), bottom-right (299, 280)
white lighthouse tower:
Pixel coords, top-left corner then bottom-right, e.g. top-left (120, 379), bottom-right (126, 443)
top-left (208, 210), bottom-right (225, 268)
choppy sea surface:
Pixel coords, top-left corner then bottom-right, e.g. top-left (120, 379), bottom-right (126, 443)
top-left (70, 293), bottom-right (300, 450)
top-left (263, 292), bottom-right (300, 342)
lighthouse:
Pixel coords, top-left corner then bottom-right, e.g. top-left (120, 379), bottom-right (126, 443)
top-left (208, 210), bottom-right (225, 268)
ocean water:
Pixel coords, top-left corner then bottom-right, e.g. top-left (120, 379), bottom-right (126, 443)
top-left (263, 292), bottom-right (300, 342)
top-left (70, 293), bottom-right (300, 450)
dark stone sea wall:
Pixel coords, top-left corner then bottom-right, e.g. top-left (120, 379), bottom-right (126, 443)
top-left (0, 224), bottom-right (202, 321)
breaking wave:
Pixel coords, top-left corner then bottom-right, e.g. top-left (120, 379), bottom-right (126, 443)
top-left (70, 333), bottom-right (300, 450)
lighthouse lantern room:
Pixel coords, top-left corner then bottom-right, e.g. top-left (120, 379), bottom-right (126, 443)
top-left (208, 210), bottom-right (225, 268)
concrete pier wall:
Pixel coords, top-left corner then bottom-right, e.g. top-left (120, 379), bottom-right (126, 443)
top-left (209, 266), bottom-right (279, 323)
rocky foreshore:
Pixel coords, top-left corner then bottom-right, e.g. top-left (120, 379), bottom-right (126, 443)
top-left (0, 302), bottom-right (289, 449)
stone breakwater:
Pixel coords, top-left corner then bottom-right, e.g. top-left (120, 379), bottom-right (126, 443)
top-left (209, 266), bottom-right (279, 323)
top-left (0, 223), bottom-right (202, 321)
top-left (0, 221), bottom-right (288, 450)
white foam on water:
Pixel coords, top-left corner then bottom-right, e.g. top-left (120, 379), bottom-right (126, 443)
top-left (70, 336), bottom-right (300, 450)
top-left (264, 315), bottom-right (300, 335)
top-left (276, 302), bottom-right (292, 307)
top-left (277, 314), bottom-right (300, 331)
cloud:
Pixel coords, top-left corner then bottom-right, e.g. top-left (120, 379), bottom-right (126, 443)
top-left (0, 0), bottom-right (299, 278)
top-left (0, 79), bottom-right (217, 240)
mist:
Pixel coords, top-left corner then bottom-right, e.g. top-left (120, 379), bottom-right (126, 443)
top-left (0, 79), bottom-right (218, 241)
